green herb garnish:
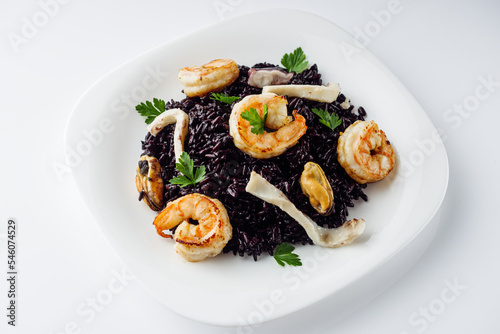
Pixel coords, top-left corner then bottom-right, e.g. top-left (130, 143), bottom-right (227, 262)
top-left (240, 104), bottom-right (269, 135)
top-left (210, 92), bottom-right (240, 104)
top-left (169, 151), bottom-right (206, 187)
top-left (135, 98), bottom-right (166, 124)
top-left (311, 108), bottom-right (342, 132)
top-left (274, 243), bottom-right (302, 267)
top-left (281, 47), bottom-right (309, 73)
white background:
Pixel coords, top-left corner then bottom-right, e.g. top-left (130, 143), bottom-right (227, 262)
top-left (1, 0), bottom-right (499, 333)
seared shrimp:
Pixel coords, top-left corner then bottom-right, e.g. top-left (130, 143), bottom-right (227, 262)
top-left (178, 59), bottom-right (239, 97)
top-left (153, 194), bottom-right (232, 262)
top-left (337, 120), bottom-right (395, 184)
top-left (229, 93), bottom-right (307, 159)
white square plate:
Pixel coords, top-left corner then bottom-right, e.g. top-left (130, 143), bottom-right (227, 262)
top-left (65, 9), bottom-right (448, 326)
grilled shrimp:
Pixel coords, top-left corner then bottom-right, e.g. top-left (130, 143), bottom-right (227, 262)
top-left (153, 194), bottom-right (232, 262)
top-left (229, 93), bottom-right (307, 159)
top-left (178, 59), bottom-right (239, 97)
top-left (337, 120), bottom-right (395, 184)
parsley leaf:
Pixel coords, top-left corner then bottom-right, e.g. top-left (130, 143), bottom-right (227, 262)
top-left (281, 47), bottom-right (309, 73)
top-left (210, 92), bottom-right (240, 104)
top-left (311, 108), bottom-right (342, 132)
top-left (169, 151), bottom-right (206, 187)
top-left (136, 98), bottom-right (166, 124)
top-left (274, 243), bottom-right (302, 267)
top-left (240, 104), bottom-right (269, 135)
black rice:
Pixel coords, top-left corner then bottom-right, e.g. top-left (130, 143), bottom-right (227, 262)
top-left (140, 63), bottom-right (367, 260)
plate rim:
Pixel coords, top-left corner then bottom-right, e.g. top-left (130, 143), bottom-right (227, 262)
top-left (65, 8), bottom-right (449, 326)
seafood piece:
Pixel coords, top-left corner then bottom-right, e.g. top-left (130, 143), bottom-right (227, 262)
top-left (340, 97), bottom-right (351, 110)
top-left (258, 93), bottom-right (292, 130)
top-left (262, 83), bottom-right (341, 103)
top-left (229, 93), bottom-right (307, 159)
top-left (246, 172), bottom-right (364, 248)
top-left (300, 162), bottom-right (334, 216)
top-left (337, 120), bottom-right (395, 184)
top-left (153, 193), bottom-right (232, 262)
top-left (147, 108), bottom-right (189, 163)
top-left (136, 155), bottom-right (164, 211)
top-left (178, 59), bottom-right (239, 97)
top-left (247, 68), bottom-right (293, 88)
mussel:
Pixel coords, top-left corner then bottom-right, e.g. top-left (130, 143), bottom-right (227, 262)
top-left (135, 155), bottom-right (164, 211)
top-left (300, 162), bottom-right (334, 216)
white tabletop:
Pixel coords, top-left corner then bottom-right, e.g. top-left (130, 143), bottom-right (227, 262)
top-left (2, 0), bottom-right (499, 333)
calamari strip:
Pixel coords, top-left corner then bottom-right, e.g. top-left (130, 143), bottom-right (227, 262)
top-left (262, 83), bottom-right (341, 103)
top-left (245, 171), bottom-right (364, 248)
top-left (147, 108), bottom-right (189, 163)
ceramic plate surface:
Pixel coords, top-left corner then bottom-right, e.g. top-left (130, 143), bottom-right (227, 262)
top-left (65, 9), bottom-right (449, 326)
